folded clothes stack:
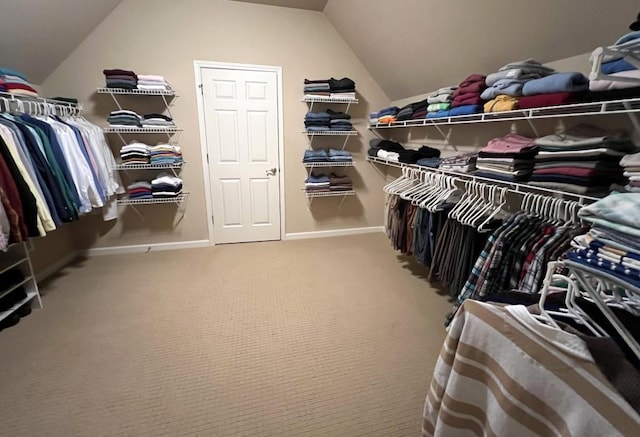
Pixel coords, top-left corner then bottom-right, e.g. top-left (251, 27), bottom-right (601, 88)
top-left (583, 30), bottom-right (640, 102)
top-left (329, 173), bottom-right (353, 191)
top-left (141, 113), bottom-right (174, 128)
top-left (367, 138), bottom-right (440, 164)
top-left (376, 106), bottom-right (400, 124)
top-left (120, 142), bottom-right (150, 165)
top-left (149, 144), bottom-right (182, 165)
top-left (0, 68), bottom-right (38, 97)
top-left (305, 174), bottom-right (330, 192)
top-left (369, 111), bottom-right (380, 124)
top-left (304, 111), bottom-right (330, 132)
top-left (621, 152), bottom-right (640, 192)
top-left (569, 193), bottom-right (640, 289)
top-left (451, 74), bottom-right (487, 114)
top-left (328, 149), bottom-right (352, 162)
top-left (303, 80), bottom-right (330, 97)
top-left (127, 181), bottom-right (153, 199)
top-left (303, 77), bottom-right (356, 99)
top-left (529, 125), bottom-right (632, 195)
top-left (396, 99), bottom-right (428, 121)
top-left (439, 152), bottom-right (478, 173)
top-left (475, 134), bottom-right (538, 182)
top-left (108, 109), bottom-right (142, 127)
top-left (518, 72), bottom-right (589, 109)
top-left (328, 77), bottom-right (356, 99)
top-left (425, 87), bottom-right (456, 118)
top-left (483, 59), bottom-right (556, 112)
top-left (137, 74), bottom-right (172, 91)
top-left (327, 108), bottom-right (353, 131)
top-left (152, 173), bottom-right (183, 198)
top-left (103, 68), bottom-right (137, 89)
top-left (302, 149), bottom-right (329, 162)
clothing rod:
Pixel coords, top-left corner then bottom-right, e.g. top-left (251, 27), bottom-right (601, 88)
top-left (368, 156), bottom-right (599, 204)
top-left (0, 91), bottom-right (82, 114)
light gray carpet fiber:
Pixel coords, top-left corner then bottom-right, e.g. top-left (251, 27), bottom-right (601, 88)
top-left (0, 233), bottom-right (452, 436)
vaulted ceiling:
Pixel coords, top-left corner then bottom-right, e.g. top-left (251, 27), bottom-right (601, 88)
top-left (0, 0), bottom-right (123, 84)
top-left (0, 0), bottom-right (637, 100)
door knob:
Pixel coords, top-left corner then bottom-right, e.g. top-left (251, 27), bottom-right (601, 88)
top-left (266, 167), bottom-right (277, 176)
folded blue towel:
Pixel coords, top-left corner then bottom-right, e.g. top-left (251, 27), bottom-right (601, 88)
top-left (449, 105), bottom-right (483, 116)
top-left (522, 72), bottom-right (588, 96)
top-left (304, 149), bottom-right (328, 159)
top-left (601, 58), bottom-right (637, 74)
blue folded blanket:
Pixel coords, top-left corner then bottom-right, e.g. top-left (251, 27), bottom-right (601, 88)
top-left (522, 72), bottom-right (588, 96)
top-left (449, 105), bottom-right (483, 116)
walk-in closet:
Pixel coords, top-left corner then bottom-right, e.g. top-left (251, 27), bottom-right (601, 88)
top-left (1, 1), bottom-right (640, 435)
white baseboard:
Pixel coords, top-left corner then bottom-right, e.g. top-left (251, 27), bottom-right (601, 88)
top-left (285, 226), bottom-right (384, 240)
top-left (84, 240), bottom-right (211, 256)
top-left (35, 250), bottom-right (80, 282)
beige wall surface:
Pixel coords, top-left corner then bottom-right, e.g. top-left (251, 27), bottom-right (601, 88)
top-left (41, 0), bottom-right (391, 249)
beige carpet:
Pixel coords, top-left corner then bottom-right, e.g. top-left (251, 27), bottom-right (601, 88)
top-left (0, 233), bottom-right (453, 436)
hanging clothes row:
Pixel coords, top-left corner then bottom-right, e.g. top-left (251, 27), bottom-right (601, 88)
top-left (0, 101), bottom-right (122, 250)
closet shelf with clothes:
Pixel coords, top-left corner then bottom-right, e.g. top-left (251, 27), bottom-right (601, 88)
top-left (117, 193), bottom-right (188, 205)
top-left (303, 189), bottom-right (355, 198)
top-left (369, 96), bottom-right (640, 131)
top-left (367, 156), bottom-right (602, 203)
top-left (303, 161), bottom-right (355, 168)
top-left (104, 126), bottom-right (182, 134)
top-left (302, 129), bottom-right (358, 136)
top-left (96, 87), bottom-right (177, 97)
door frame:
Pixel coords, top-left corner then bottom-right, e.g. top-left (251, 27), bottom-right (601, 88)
top-left (194, 60), bottom-right (286, 246)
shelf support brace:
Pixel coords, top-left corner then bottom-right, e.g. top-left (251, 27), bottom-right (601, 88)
top-left (525, 118), bottom-right (540, 137)
top-left (161, 95), bottom-right (174, 120)
top-left (108, 93), bottom-right (123, 111)
top-left (623, 102), bottom-right (640, 138)
top-left (431, 124), bottom-right (458, 151)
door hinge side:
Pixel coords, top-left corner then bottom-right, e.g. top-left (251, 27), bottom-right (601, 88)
top-left (211, 215), bottom-right (215, 225)
top-left (206, 153), bottom-right (209, 164)
top-left (199, 83), bottom-right (204, 95)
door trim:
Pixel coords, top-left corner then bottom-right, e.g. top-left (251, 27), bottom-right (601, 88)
top-left (194, 61), bottom-right (285, 246)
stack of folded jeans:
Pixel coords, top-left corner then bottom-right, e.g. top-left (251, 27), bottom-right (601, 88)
top-left (305, 111), bottom-right (330, 132)
top-left (120, 142), bottom-right (150, 165)
top-left (377, 106), bottom-right (400, 124)
top-left (621, 151), bottom-right (640, 192)
top-left (303, 79), bottom-right (330, 97)
top-left (108, 110), bottom-right (142, 127)
top-left (127, 181), bottom-right (153, 199)
top-left (530, 125), bottom-right (632, 194)
top-left (302, 149), bottom-right (329, 163)
top-left (137, 74), bottom-right (172, 91)
top-left (329, 173), bottom-right (353, 191)
top-left (328, 149), bottom-right (352, 162)
top-left (305, 174), bottom-right (330, 192)
top-left (475, 134), bottom-right (538, 182)
top-left (103, 68), bottom-right (137, 89)
top-left (149, 144), bottom-right (182, 165)
top-left (152, 174), bottom-right (183, 198)
top-left (142, 113), bottom-right (174, 128)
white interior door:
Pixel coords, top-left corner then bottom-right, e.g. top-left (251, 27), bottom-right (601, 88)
top-left (201, 67), bottom-right (281, 244)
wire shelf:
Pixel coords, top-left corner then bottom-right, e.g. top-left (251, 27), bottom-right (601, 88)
top-left (117, 193), bottom-right (188, 205)
top-left (302, 161), bottom-right (355, 168)
top-left (302, 96), bottom-right (359, 104)
top-left (302, 130), bottom-right (358, 136)
top-left (96, 87), bottom-right (177, 96)
top-left (0, 291), bottom-right (37, 322)
top-left (304, 189), bottom-right (356, 198)
top-left (114, 163), bottom-right (184, 170)
top-left (370, 97), bottom-right (640, 129)
top-left (366, 156), bottom-right (602, 203)
top-left (104, 127), bottom-right (181, 134)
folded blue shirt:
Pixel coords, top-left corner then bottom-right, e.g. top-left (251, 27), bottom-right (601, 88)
top-left (426, 110), bottom-right (450, 119)
top-left (601, 58), bottom-right (637, 74)
top-left (522, 72), bottom-right (588, 96)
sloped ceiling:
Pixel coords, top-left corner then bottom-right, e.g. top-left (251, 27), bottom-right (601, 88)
top-left (0, 0), bottom-right (122, 84)
top-left (230, 0), bottom-right (327, 11)
top-left (324, 0), bottom-right (640, 101)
